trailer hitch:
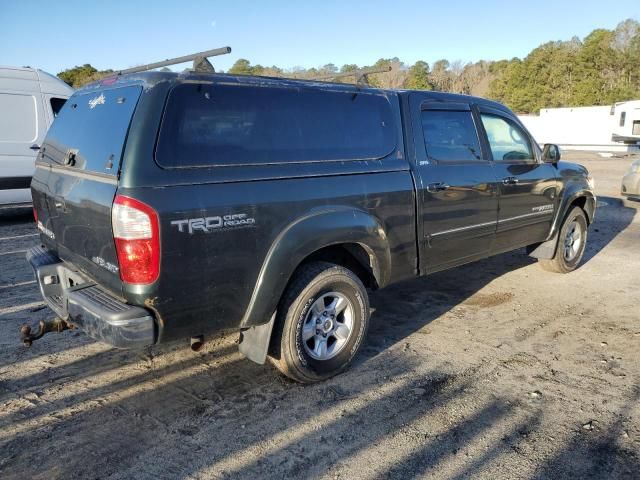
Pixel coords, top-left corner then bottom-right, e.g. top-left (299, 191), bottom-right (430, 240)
top-left (20, 318), bottom-right (72, 347)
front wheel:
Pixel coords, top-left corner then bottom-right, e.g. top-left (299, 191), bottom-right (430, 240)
top-left (269, 262), bottom-right (370, 383)
top-left (539, 206), bottom-right (588, 273)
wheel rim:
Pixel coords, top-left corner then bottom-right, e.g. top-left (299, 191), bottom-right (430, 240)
top-left (302, 292), bottom-right (354, 361)
top-left (563, 219), bottom-right (583, 262)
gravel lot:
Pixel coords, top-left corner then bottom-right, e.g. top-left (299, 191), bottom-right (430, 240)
top-left (0, 153), bottom-right (638, 479)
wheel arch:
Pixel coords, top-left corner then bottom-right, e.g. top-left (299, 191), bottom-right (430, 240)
top-left (528, 190), bottom-right (595, 260)
top-left (240, 207), bottom-right (391, 330)
top-left (237, 207), bottom-right (390, 365)
top-left (297, 243), bottom-right (380, 290)
top-left (568, 194), bottom-right (595, 225)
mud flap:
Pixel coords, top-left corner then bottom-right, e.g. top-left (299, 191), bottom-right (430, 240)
top-left (526, 230), bottom-right (559, 259)
top-left (238, 313), bottom-right (276, 365)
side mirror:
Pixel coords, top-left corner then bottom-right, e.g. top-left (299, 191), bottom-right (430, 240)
top-left (542, 144), bottom-right (561, 163)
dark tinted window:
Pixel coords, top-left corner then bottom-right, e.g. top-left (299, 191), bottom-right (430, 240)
top-left (421, 110), bottom-right (482, 162)
top-left (42, 86), bottom-right (142, 174)
top-left (50, 97), bottom-right (67, 117)
top-left (156, 83), bottom-right (396, 167)
top-left (480, 114), bottom-right (534, 162)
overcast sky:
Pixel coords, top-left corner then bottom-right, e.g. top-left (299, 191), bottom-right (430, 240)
top-left (1, 0), bottom-right (638, 75)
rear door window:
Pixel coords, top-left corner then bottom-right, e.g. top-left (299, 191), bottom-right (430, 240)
top-left (420, 109), bottom-right (482, 162)
top-left (155, 83), bottom-right (397, 167)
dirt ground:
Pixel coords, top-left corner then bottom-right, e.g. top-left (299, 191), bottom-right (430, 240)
top-left (0, 153), bottom-right (638, 479)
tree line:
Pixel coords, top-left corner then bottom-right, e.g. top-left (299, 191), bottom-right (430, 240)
top-left (58, 19), bottom-right (640, 114)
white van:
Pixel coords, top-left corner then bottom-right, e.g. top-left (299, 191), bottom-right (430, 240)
top-left (0, 66), bottom-right (74, 206)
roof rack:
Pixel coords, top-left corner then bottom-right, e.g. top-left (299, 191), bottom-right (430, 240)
top-left (311, 66), bottom-right (392, 86)
top-left (116, 46), bottom-right (232, 75)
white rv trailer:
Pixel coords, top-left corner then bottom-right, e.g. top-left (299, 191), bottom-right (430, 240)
top-left (519, 100), bottom-right (640, 153)
top-left (0, 66), bottom-right (73, 206)
top-left (611, 100), bottom-right (640, 144)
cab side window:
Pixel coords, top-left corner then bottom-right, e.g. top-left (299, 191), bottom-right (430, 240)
top-left (420, 110), bottom-right (482, 162)
top-left (480, 114), bottom-right (534, 162)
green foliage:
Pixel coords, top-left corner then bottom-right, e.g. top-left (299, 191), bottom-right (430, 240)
top-left (405, 61), bottom-right (432, 90)
top-left (57, 64), bottom-right (113, 88)
top-left (57, 19), bottom-right (640, 110)
top-left (340, 64), bottom-right (359, 73)
top-left (488, 19), bottom-right (640, 112)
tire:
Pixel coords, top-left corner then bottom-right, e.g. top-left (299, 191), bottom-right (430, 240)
top-left (269, 262), bottom-right (370, 383)
top-left (539, 206), bottom-right (588, 273)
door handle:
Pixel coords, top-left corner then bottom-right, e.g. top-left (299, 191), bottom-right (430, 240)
top-left (502, 176), bottom-right (519, 185)
top-left (29, 144), bottom-right (40, 151)
top-left (426, 182), bottom-right (450, 192)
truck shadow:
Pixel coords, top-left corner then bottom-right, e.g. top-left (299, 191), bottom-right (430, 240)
top-left (0, 196), bottom-right (636, 478)
top-left (363, 250), bottom-right (534, 362)
top-left (0, 339), bottom-right (527, 480)
top-left (0, 248), bottom-right (543, 479)
top-left (530, 386), bottom-right (640, 480)
top-left (362, 194), bottom-right (635, 363)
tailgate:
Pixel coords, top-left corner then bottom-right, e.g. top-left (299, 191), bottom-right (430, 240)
top-left (31, 85), bottom-right (143, 295)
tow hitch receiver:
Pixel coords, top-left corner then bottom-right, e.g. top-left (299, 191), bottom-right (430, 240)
top-left (20, 318), bottom-right (72, 347)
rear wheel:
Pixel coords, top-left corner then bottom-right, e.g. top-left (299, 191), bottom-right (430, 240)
top-left (269, 262), bottom-right (369, 383)
top-left (540, 206), bottom-right (588, 273)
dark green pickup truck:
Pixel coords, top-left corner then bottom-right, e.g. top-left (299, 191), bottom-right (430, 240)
top-left (26, 69), bottom-right (595, 382)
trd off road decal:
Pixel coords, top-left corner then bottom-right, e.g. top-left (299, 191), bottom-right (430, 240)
top-left (171, 213), bottom-right (256, 234)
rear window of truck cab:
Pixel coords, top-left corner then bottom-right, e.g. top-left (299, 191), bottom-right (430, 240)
top-left (155, 83), bottom-right (397, 167)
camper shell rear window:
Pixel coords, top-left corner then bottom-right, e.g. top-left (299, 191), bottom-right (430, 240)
top-left (42, 85), bottom-right (142, 175)
top-left (155, 83), bottom-right (397, 168)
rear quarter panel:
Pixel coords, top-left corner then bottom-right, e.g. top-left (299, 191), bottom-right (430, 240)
top-left (119, 170), bottom-right (416, 342)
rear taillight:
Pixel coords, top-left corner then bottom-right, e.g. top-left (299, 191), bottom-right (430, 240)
top-left (112, 195), bottom-right (160, 285)
top-left (33, 206), bottom-right (38, 224)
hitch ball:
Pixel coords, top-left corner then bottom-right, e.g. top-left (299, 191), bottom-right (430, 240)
top-left (190, 335), bottom-right (204, 352)
top-left (20, 324), bottom-right (35, 347)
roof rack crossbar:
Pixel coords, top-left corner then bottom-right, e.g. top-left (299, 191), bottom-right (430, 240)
top-left (312, 66), bottom-right (392, 85)
top-left (116, 46), bottom-right (232, 75)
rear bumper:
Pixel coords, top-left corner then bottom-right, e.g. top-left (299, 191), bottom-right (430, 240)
top-left (27, 246), bottom-right (155, 348)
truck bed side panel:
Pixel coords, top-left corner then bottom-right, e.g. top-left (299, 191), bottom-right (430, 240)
top-left (120, 171), bottom-right (416, 341)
